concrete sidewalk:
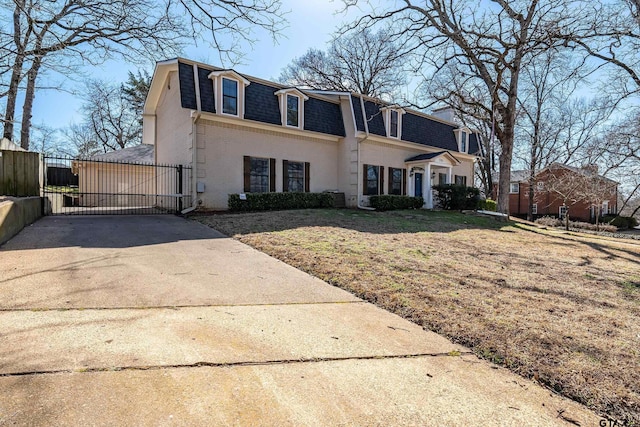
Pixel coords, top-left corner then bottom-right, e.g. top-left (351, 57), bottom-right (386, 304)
top-left (0, 216), bottom-right (600, 426)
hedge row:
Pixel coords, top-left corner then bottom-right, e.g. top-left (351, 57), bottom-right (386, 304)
top-left (228, 192), bottom-right (334, 212)
top-left (535, 216), bottom-right (618, 232)
top-left (603, 215), bottom-right (638, 229)
top-left (432, 184), bottom-right (480, 210)
top-left (369, 195), bottom-right (424, 211)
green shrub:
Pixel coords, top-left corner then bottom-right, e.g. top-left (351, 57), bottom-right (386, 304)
top-left (432, 184), bottom-right (480, 210)
top-left (369, 195), bottom-right (424, 211)
top-left (603, 215), bottom-right (638, 229)
top-left (478, 198), bottom-right (497, 212)
top-left (228, 192), bottom-right (334, 212)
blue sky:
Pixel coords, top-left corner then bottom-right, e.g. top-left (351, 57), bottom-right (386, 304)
top-left (30, 0), bottom-right (363, 131)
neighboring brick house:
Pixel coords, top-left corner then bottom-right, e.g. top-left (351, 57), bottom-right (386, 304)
top-left (493, 163), bottom-right (618, 222)
top-left (142, 58), bottom-right (480, 210)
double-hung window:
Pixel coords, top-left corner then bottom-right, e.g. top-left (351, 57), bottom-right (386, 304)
top-left (388, 167), bottom-right (406, 195)
top-left (275, 88), bottom-right (308, 129)
top-left (222, 78), bottom-right (238, 116)
top-left (455, 175), bottom-right (467, 186)
top-left (510, 183), bottom-right (520, 193)
top-left (283, 160), bottom-right (309, 192)
top-left (286, 95), bottom-right (299, 127)
top-left (209, 70), bottom-right (250, 118)
top-left (559, 205), bottom-right (568, 218)
top-left (390, 110), bottom-right (399, 138)
top-left (364, 164), bottom-right (383, 196)
top-left (382, 106), bottom-right (404, 139)
top-left (243, 156), bottom-right (275, 193)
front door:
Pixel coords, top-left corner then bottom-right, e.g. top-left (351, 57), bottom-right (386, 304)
top-left (414, 172), bottom-right (423, 197)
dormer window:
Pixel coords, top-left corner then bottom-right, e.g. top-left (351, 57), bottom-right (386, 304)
top-left (381, 106), bottom-right (405, 139)
top-left (222, 78), bottom-right (238, 115)
top-left (286, 95), bottom-right (299, 127)
top-left (208, 70), bottom-right (250, 118)
top-left (275, 88), bottom-right (308, 129)
top-left (455, 128), bottom-right (471, 153)
top-left (390, 110), bottom-right (399, 137)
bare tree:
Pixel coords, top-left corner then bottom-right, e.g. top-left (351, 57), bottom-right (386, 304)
top-left (345, 0), bottom-right (595, 214)
top-left (79, 80), bottom-right (144, 152)
top-left (279, 27), bottom-right (408, 99)
top-left (545, 164), bottom-right (618, 230)
top-left (0, 0), bottom-right (285, 150)
top-left (562, 0), bottom-right (640, 100)
top-left (544, 167), bottom-right (585, 230)
top-left (61, 123), bottom-right (103, 157)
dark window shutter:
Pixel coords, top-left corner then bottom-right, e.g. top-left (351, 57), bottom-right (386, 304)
top-left (282, 159), bottom-right (289, 192)
top-left (402, 168), bottom-right (407, 196)
top-left (363, 164), bottom-right (368, 196)
top-left (379, 166), bottom-right (384, 196)
top-left (269, 158), bottom-right (276, 192)
top-left (388, 167), bottom-right (393, 195)
top-left (304, 162), bottom-right (310, 192)
top-left (243, 156), bottom-right (251, 192)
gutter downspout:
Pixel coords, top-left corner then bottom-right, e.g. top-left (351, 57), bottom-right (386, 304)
top-left (189, 63), bottom-right (202, 211)
top-left (357, 95), bottom-right (375, 211)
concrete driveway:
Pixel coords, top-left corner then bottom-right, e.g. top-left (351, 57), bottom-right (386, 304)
top-left (0, 216), bottom-right (600, 426)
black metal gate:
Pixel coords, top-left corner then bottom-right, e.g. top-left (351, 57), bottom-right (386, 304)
top-left (42, 156), bottom-right (192, 215)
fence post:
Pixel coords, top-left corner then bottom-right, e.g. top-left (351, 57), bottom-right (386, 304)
top-left (177, 164), bottom-right (183, 213)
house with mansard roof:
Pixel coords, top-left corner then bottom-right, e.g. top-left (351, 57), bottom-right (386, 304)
top-left (142, 58), bottom-right (480, 210)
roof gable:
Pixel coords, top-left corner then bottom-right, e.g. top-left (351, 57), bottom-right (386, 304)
top-left (405, 151), bottom-right (461, 165)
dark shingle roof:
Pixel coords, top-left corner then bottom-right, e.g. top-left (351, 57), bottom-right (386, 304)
top-left (88, 144), bottom-right (154, 163)
top-left (469, 133), bottom-right (480, 154)
top-left (402, 112), bottom-right (458, 151)
top-left (352, 95), bottom-right (365, 132)
top-left (304, 97), bottom-right (345, 136)
top-left (198, 66), bottom-right (215, 113)
top-left (405, 152), bottom-right (447, 162)
top-left (352, 97), bottom-right (481, 154)
top-left (177, 60), bottom-right (345, 137)
top-left (245, 81), bottom-right (281, 125)
top-left (178, 62), bottom-right (197, 110)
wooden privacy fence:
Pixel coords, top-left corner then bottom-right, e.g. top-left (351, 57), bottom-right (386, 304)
top-left (0, 150), bottom-right (40, 197)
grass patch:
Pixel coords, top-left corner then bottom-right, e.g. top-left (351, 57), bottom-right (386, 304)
top-left (45, 185), bottom-right (78, 193)
top-left (194, 208), bottom-right (640, 424)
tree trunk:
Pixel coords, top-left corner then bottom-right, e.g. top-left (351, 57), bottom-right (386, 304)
top-left (497, 120), bottom-right (515, 216)
top-left (20, 57), bottom-right (42, 150)
top-left (2, 57), bottom-right (24, 142)
top-left (3, 4), bottom-right (26, 142)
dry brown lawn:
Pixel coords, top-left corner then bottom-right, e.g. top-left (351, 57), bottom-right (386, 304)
top-left (193, 209), bottom-right (640, 424)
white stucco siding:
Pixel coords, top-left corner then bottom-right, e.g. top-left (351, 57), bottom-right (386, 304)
top-left (196, 119), bottom-right (340, 209)
top-left (155, 71), bottom-right (193, 166)
top-left (360, 140), bottom-right (421, 173)
top-left (451, 160), bottom-right (474, 182)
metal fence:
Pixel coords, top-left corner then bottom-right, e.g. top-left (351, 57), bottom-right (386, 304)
top-left (42, 156), bottom-right (192, 215)
top-left (0, 150), bottom-right (40, 197)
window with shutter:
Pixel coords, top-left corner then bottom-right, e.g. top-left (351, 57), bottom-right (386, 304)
top-left (243, 156), bottom-right (274, 193)
top-left (364, 164), bottom-right (383, 195)
top-left (284, 160), bottom-right (305, 192)
top-left (389, 167), bottom-right (404, 195)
